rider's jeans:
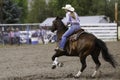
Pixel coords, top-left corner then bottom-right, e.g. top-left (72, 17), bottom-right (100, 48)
top-left (59, 24), bottom-right (80, 49)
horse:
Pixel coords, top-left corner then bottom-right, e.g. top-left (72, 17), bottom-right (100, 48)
top-left (51, 16), bottom-right (116, 78)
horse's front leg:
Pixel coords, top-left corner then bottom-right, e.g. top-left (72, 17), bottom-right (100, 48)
top-left (75, 55), bottom-right (87, 78)
top-left (52, 52), bottom-right (59, 69)
top-left (51, 51), bottom-right (64, 69)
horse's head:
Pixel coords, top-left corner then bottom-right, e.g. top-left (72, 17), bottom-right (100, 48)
top-left (51, 16), bottom-right (66, 32)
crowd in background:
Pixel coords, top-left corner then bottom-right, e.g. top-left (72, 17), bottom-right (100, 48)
top-left (0, 27), bottom-right (56, 46)
top-left (0, 27), bottom-right (21, 45)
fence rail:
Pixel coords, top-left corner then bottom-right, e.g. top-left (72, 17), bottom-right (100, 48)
top-left (0, 23), bottom-right (40, 26)
top-left (81, 23), bottom-right (117, 41)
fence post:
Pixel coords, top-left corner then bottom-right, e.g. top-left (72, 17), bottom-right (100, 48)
top-left (2, 27), bottom-right (4, 46)
top-left (26, 25), bottom-right (30, 44)
top-left (118, 26), bottom-right (120, 41)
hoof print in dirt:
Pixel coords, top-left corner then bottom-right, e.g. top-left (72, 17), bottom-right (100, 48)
top-left (66, 73), bottom-right (74, 78)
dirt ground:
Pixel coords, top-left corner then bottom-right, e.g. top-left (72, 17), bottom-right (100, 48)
top-left (0, 42), bottom-right (120, 80)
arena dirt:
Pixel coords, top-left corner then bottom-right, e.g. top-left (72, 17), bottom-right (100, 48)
top-left (0, 42), bottom-right (120, 80)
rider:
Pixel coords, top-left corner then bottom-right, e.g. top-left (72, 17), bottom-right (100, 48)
top-left (57, 4), bottom-right (81, 52)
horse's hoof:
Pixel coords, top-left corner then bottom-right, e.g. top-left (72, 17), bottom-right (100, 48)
top-left (52, 65), bottom-right (56, 69)
top-left (58, 63), bottom-right (63, 67)
top-left (74, 75), bottom-right (80, 79)
top-left (91, 75), bottom-right (95, 78)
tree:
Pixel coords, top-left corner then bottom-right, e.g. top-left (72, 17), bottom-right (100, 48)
top-left (50, 0), bottom-right (120, 22)
top-left (12, 0), bottom-right (28, 23)
top-left (25, 0), bottom-right (120, 23)
top-left (1, 0), bottom-right (21, 23)
top-left (26, 0), bottom-right (47, 23)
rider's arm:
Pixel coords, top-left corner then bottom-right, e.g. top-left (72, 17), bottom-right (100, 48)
top-left (65, 12), bottom-right (71, 26)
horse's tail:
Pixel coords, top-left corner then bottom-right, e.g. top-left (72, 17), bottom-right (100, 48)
top-left (95, 39), bottom-right (116, 68)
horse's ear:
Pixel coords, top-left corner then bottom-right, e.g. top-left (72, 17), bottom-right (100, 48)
top-left (56, 16), bottom-right (63, 20)
top-left (56, 16), bottom-right (59, 20)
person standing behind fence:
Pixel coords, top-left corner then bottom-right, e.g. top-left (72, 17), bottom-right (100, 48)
top-left (15, 28), bottom-right (20, 46)
top-left (39, 27), bottom-right (46, 44)
top-left (9, 28), bottom-right (15, 45)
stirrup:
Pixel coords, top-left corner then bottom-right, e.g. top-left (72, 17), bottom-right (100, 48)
top-left (54, 47), bottom-right (58, 51)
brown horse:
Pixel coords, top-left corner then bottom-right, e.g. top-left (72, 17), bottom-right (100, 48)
top-left (51, 17), bottom-right (116, 78)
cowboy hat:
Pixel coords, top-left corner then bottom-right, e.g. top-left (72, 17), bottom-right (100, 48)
top-left (62, 4), bottom-right (74, 12)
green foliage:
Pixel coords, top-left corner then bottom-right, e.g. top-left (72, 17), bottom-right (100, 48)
top-left (26, 0), bottom-right (47, 23)
top-left (49, 0), bottom-right (119, 22)
top-left (1, 0), bottom-right (21, 23)
top-left (12, 0), bottom-right (28, 23)
top-left (1, 0), bottom-right (120, 23)
top-left (48, 0), bottom-right (108, 17)
top-left (17, 0), bottom-right (120, 23)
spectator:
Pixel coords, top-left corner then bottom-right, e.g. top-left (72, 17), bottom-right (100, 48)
top-left (9, 28), bottom-right (15, 45)
top-left (39, 27), bottom-right (46, 44)
top-left (15, 28), bottom-right (20, 45)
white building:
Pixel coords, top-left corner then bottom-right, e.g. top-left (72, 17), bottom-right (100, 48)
top-left (40, 15), bottom-right (109, 27)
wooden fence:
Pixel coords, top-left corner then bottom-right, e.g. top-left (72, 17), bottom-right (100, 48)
top-left (0, 23), bottom-right (118, 42)
top-left (81, 23), bottom-right (117, 41)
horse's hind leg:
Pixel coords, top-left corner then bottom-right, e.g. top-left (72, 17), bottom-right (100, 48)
top-left (91, 51), bottom-right (101, 77)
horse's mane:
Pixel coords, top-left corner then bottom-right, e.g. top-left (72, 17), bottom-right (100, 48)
top-left (55, 17), bottom-right (67, 31)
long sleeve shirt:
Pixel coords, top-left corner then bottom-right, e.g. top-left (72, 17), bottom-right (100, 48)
top-left (66, 12), bottom-right (80, 25)
top-left (9, 31), bottom-right (15, 38)
top-left (15, 31), bottom-right (20, 37)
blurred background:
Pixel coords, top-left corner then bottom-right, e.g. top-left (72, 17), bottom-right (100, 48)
top-left (0, 0), bottom-right (119, 45)
top-left (0, 0), bottom-right (119, 24)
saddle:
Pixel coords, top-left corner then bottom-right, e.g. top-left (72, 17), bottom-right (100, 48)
top-left (69, 29), bottom-right (85, 41)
